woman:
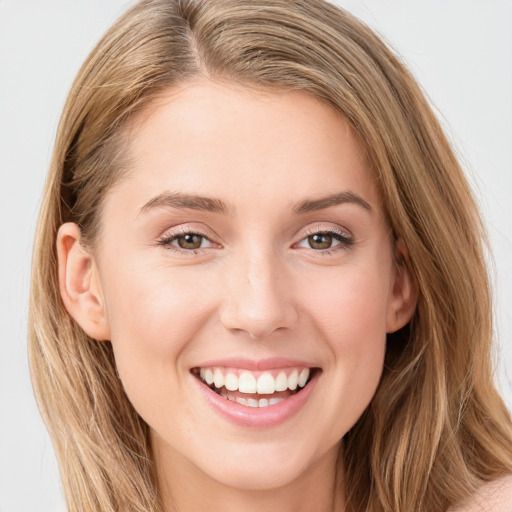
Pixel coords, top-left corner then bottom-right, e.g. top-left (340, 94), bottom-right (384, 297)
top-left (28, 0), bottom-right (512, 510)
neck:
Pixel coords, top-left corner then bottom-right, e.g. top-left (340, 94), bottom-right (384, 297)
top-left (153, 434), bottom-right (345, 512)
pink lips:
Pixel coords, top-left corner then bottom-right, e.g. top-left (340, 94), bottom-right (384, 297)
top-left (192, 358), bottom-right (320, 428)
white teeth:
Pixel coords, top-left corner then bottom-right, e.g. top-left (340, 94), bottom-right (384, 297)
top-left (238, 371), bottom-right (257, 394)
top-left (213, 369), bottom-right (224, 389)
top-left (275, 371), bottom-right (288, 392)
top-left (224, 395), bottom-right (285, 407)
top-left (198, 367), bottom-right (312, 394)
top-left (224, 372), bottom-right (239, 391)
top-left (288, 370), bottom-right (298, 390)
top-left (204, 369), bottom-right (214, 385)
top-left (298, 368), bottom-right (310, 387)
top-left (257, 373), bottom-right (276, 394)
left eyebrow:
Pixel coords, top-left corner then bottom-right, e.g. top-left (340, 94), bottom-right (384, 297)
top-left (292, 191), bottom-right (372, 214)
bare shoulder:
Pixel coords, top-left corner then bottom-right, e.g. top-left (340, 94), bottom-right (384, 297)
top-left (449, 474), bottom-right (512, 512)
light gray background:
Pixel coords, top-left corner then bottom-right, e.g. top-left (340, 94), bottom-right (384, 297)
top-left (1, 1), bottom-right (511, 510)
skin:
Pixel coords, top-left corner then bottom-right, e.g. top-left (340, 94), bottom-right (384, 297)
top-left (58, 81), bottom-right (417, 511)
top-left (449, 475), bottom-right (512, 512)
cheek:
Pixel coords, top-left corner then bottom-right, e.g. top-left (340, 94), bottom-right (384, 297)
top-left (304, 262), bottom-right (391, 349)
top-left (106, 260), bottom-right (215, 343)
top-left (102, 262), bottom-right (217, 398)
top-left (300, 264), bottom-right (390, 427)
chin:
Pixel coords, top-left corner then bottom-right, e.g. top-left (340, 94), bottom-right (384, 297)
top-left (201, 446), bottom-right (319, 491)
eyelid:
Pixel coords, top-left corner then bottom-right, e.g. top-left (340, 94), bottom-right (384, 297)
top-left (157, 222), bottom-right (218, 241)
top-left (298, 223), bottom-right (353, 242)
top-left (303, 225), bottom-right (352, 238)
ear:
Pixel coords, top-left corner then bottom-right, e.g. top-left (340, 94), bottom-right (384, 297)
top-left (386, 238), bottom-right (418, 333)
top-left (56, 222), bottom-right (111, 341)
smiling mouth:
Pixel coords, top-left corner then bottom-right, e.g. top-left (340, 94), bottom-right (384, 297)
top-left (191, 366), bottom-right (318, 408)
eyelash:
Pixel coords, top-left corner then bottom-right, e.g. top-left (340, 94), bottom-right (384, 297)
top-left (298, 228), bottom-right (355, 255)
top-left (156, 228), bottom-right (216, 255)
top-left (156, 227), bottom-right (354, 256)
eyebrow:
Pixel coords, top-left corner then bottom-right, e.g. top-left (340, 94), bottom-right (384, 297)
top-left (292, 191), bottom-right (372, 214)
top-left (139, 192), bottom-right (231, 215)
top-left (139, 190), bottom-right (372, 216)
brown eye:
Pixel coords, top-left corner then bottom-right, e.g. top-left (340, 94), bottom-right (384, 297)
top-left (177, 233), bottom-right (204, 249)
top-left (296, 229), bottom-right (354, 253)
top-left (158, 230), bottom-right (215, 253)
top-left (308, 233), bottom-right (334, 250)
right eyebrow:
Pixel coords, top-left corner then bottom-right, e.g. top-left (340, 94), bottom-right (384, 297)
top-left (139, 192), bottom-right (232, 215)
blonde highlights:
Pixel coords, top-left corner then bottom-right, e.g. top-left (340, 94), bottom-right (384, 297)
top-left (29, 1), bottom-right (512, 511)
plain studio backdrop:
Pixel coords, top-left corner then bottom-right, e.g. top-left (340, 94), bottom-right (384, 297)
top-left (0, 1), bottom-right (511, 510)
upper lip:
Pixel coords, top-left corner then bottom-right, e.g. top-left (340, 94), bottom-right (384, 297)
top-left (192, 357), bottom-right (318, 372)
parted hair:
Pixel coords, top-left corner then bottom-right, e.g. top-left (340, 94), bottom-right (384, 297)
top-left (28, 1), bottom-right (512, 511)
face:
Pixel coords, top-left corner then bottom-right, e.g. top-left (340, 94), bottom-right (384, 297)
top-left (60, 81), bottom-right (415, 495)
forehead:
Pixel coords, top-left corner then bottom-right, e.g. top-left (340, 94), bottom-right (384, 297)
top-left (114, 80), bottom-right (381, 214)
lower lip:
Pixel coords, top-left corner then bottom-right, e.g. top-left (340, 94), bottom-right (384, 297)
top-left (193, 371), bottom-right (320, 428)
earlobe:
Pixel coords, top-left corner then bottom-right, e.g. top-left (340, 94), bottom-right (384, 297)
top-left (56, 222), bottom-right (111, 341)
top-left (386, 239), bottom-right (418, 333)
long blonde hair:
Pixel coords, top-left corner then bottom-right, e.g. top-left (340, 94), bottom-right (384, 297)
top-left (29, 1), bottom-right (512, 510)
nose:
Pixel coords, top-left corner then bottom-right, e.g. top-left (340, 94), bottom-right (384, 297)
top-left (219, 249), bottom-right (298, 339)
